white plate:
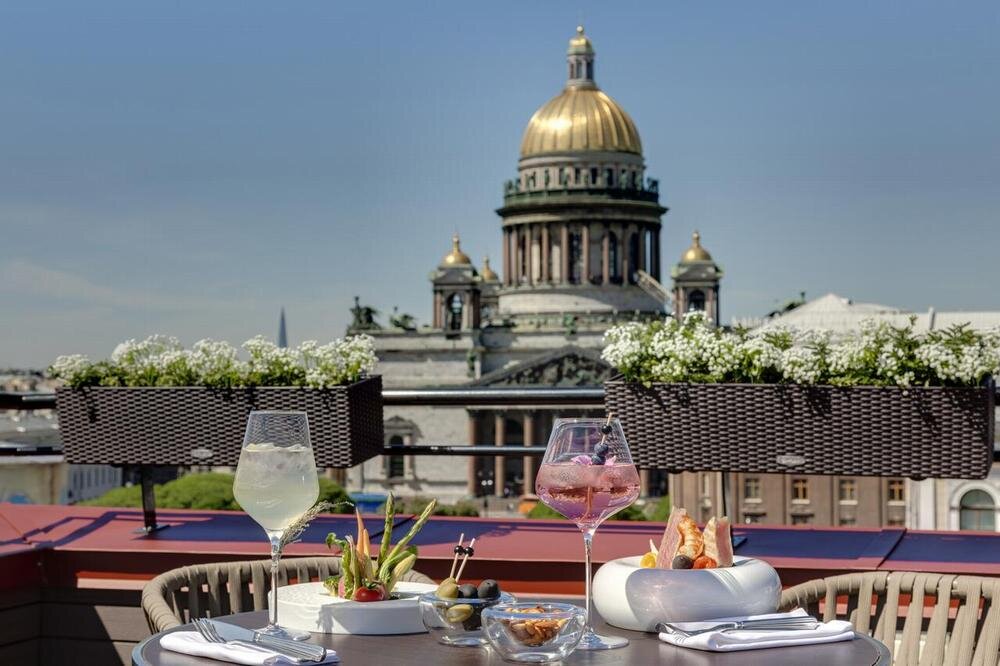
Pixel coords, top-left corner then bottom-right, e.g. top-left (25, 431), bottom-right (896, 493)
top-left (592, 555), bottom-right (781, 632)
top-left (275, 581), bottom-right (438, 635)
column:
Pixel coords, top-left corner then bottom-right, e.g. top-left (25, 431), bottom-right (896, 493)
top-left (513, 228), bottom-right (521, 285)
top-left (432, 292), bottom-right (442, 328)
top-left (581, 224), bottom-right (591, 284)
top-left (502, 229), bottom-right (511, 286)
top-left (541, 224), bottom-right (550, 283)
top-left (523, 412), bottom-right (536, 498)
top-left (638, 226), bottom-right (646, 272)
top-left (616, 224), bottom-right (625, 283)
top-left (467, 412), bottom-right (480, 496)
top-left (639, 469), bottom-right (651, 498)
top-left (602, 225), bottom-right (610, 285)
top-left (494, 412), bottom-right (506, 498)
top-left (560, 224), bottom-right (570, 284)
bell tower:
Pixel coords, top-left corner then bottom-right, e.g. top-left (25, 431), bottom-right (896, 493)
top-left (672, 231), bottom-right (723, 323)
top-left (431, 234), bottom-right (481, 335)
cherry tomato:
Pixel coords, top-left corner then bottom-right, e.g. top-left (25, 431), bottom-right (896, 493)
top-left (693, 555), bottom-right (717, 569)
top-left (353, 584), bottom-right (386, 602)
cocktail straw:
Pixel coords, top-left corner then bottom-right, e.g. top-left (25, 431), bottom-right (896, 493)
top-left (449, 532), bottom-right (465, 579)
top-left (455, 537), bottom-right (476, 583)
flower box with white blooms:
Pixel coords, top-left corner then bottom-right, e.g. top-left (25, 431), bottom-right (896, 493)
top-left (602, 313), bottom-right (997, 479)
top-left (51, 335), bottom-right (383, 467)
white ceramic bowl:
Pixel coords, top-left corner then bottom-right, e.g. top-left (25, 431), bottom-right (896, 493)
top-left (592, 555), bottom-right (781, 632)
top-left (275, 581), bottom-right (437, 635)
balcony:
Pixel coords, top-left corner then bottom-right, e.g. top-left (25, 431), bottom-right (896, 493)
top-left (499, 185), bottom-right (662, 211)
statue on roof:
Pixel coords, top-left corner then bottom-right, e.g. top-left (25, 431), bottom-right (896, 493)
top-left (389, 306), bottom-right (417, 331)
top-left (350, 296), bottom-right (382, 331)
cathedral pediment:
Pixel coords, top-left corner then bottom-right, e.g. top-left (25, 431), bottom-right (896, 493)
top-left (472, 347), bottom-right (612, 387)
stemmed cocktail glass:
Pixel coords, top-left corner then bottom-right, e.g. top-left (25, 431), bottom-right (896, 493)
top-left (233, 411), bottom-right (320, 641)
top-left (535, 417), bottom-right (640, 650)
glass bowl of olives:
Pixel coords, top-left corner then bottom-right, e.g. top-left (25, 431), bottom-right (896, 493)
top-left (419, 578), bottom-right (516, 646)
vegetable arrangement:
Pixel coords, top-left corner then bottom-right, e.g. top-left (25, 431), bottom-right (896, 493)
top-left (324, 493), bottom-right (436, 602)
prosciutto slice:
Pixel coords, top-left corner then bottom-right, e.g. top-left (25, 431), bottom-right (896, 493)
top-left (714, 516), bottom-right (734, 567)
top-left (654, 507), bottom-right (687, 569)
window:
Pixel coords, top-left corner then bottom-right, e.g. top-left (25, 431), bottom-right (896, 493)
top-left (385, 435), bottom-right (405, 479)
top-left (574, 167), bottom-right (581, 184)
top-left (791, 478), bottom-right (809, 502)
top-left (568, 231), bottom-right (583, 284)
top-left (838, 479), bottom-right (857, 503)
top-left (791, 514), bottom-right (812, 525)
top-left (743, 477), bottom-right (761, 502)
top-left (839, 516), bottom-right (857, 527)
top-left (589, 167), bottom-right (598, 186)
top-left (608, 231), bottom-right (620, 282)
top-left (628, 233), bottom-right (640, 284)
top-left (447, 293), bottom-right (463, 330)
top-left (959, 489), bottom-right (996, 531)
top-left (888, 479), bottom-right (905, 503)
top-left (743, 514), bottom-right (763, 524)
top-left (887, 516), bottom-right (905, 527)
top-left (604, 168), bottom-right (614, 187)
top-left (586, 61), bottom-right (593, 79)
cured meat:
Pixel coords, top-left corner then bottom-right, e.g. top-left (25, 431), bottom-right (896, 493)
top-left (655, 507), bottom-right (687, 569)
top-left (714, 516), bottom-right (734, 567)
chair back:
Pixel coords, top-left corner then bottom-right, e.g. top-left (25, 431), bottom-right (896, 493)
top-left (779, 571), bottom-right (1000, 666)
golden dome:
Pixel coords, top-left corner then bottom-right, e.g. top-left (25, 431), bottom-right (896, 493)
top-left (568, 25), bottom-right (593, 55)
top-left (520, 87), bottom-right (642, 157)
top-left (480, 256), bottom-right (499, 282)
top-left (441, 234), bottom-right (472, 266)
top-left (681, 231), bottom-right (713, 263)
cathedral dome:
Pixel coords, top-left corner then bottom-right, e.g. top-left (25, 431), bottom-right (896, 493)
top-left (519, 27), bottom-right (642, 158)
top-left (441, 234), bottom-right (472, 266)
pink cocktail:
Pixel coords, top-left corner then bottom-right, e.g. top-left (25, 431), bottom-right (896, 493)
top-left (535, 462), bottom-right (640, 531)
top-left (536, 417), bottom-right (639, 651)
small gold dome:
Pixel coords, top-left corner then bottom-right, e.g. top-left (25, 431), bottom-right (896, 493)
top-left (520, 87), bottom-right (642, 157)
top-left (480, 256), bottom-right (499, 282)
top-left (568, 25), bottom-right (593, 55)
top-left (441, 234), bottom-right (472, 266)
top-left (681, 231), bottom-right (713, 263)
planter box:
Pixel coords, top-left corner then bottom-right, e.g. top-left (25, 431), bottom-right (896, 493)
top-left (56, 376), bottom-right (384, 468)
top-left (604, 380), bottom-right (995, 479)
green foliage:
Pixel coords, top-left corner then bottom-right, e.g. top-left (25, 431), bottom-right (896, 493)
top-left (647, 495), bottom-right (672, 522)
top-left (381, 497), bottom-right (479, 517)
top-left (82, 473), bottom-right (354, 514)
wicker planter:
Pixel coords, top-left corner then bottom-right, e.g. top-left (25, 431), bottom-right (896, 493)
top-left (56, 376), bottom-right (383, 468)
top-left (604, 379), bottom-right (995, 479)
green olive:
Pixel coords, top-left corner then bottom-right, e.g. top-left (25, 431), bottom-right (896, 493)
top-left (445, 604), bottom-right (474, 624)
top-left (437, 580), bottom-right (459, 599)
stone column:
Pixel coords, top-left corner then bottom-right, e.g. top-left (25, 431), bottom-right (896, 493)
top-left (523, 412), bottom-right (536, 498)
top-left (541, 224), bottom-right (550, 283)
top-left (581, 224), bottom-right (591, 284)
top-left (494, 412), bottom-right (506, 498)
top-left (432, 292), bottom-right (442, 328)
top-left (638, 226), bottom-right (647, 272)
top-left (616, 224), bottom-right (626, 283)
top-left (560, 224), bottom-right (570, 284)
top-left (467, 412), bottom-right (480, 496)
top-left (602, 225), bottom-right (610, 285)
top-left (513, 228), bottom-right (522, 285)
top-left (502, 229), bottom-right (511, 286)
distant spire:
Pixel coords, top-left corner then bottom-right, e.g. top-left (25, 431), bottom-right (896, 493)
top-left (278, 307), bottom-right (288, 348)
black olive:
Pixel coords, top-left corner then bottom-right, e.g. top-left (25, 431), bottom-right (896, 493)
top-left (672, 554), bottom-right (694, 570)
top-left (457, 583), bottom-right (479, 599)
top-left (477, 579), bottom-right (500, 600)
top-left (600, 424), bottom-right (613, 435)
top-left (594, 442), bottom-right (610, 456)
top-left (590, 454), bottom-right (606, 465)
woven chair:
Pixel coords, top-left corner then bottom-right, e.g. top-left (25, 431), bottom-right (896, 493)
top-left (142, 556), bottom-right (435, 634)
top-left (778, 571), bottom-right (1000, 666)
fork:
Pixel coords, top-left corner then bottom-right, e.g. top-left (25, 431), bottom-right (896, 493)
top-left (192, 618), bottom-right (326, 662)
top-left (657, 617), bottom-right (820, 638)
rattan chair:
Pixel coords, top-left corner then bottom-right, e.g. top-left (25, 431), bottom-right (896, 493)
top-left (778, 571), bottom-right (1000, 666)
top-left (141, 556), bottom-right (435, 634)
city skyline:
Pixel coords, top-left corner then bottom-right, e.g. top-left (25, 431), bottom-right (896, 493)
top-left (2, 1), bottom-right (999, 367)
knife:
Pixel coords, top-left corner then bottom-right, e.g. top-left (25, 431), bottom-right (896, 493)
top-left (209, 620), bottom-right (328, 662)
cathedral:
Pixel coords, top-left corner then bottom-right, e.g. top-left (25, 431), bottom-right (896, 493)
top-left (346, 27), bottom-right (722, 504)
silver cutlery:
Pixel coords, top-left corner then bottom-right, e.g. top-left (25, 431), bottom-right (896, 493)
top-left (657, 616), bottom-right (820, 638)
top-left (192, 618), bottom-right (327, 662)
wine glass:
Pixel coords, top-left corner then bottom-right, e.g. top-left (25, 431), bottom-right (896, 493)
top-left (233, 411), bottom-right (320, 641)
top-left (535, 417), bottom-right (640, 650)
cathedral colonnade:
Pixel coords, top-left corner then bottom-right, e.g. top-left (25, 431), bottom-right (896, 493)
top-left (502, 222), bottom-right (661, 288)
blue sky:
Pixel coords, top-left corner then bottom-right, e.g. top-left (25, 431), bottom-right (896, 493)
top-left (1, 1), bottom-right (998, 367)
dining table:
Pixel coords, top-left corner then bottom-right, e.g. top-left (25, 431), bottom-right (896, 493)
top-left (132, 600), bottom-right (891, 666)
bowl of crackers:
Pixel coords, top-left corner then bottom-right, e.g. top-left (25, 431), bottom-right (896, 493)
top-left (481, 603), bottom-right (586, 663)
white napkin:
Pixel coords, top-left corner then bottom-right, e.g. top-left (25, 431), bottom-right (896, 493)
top-left (160, 631), bottom-right (339, 665)
top-left (658, 609), bottom-right (855, 652)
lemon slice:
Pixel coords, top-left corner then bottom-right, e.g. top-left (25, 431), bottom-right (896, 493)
top-left (640, 552), bottom-right (657, 568)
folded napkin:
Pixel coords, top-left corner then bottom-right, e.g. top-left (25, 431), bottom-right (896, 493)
top-left (658, 609), bottom-right (855, 653)
top-left (160, 631), bottom-right (339, 665)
